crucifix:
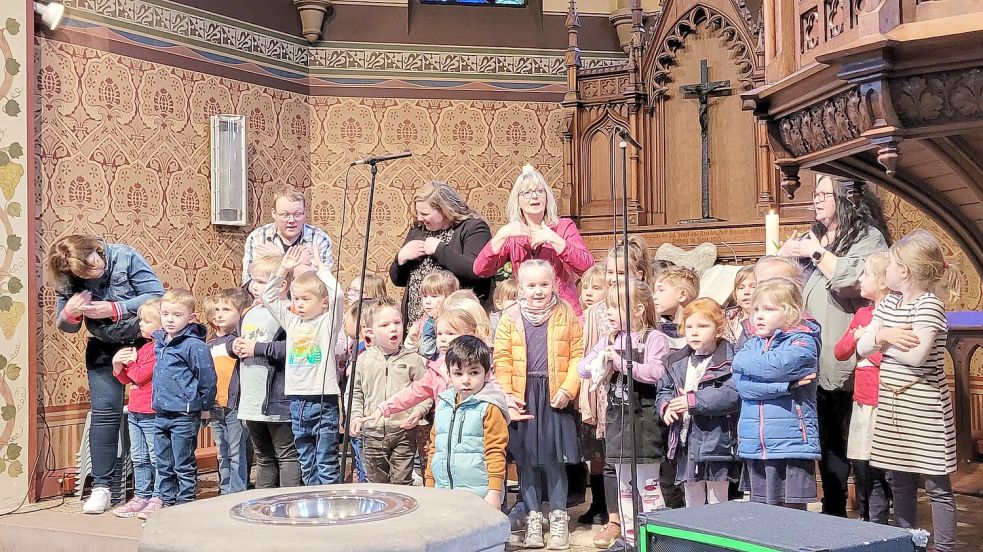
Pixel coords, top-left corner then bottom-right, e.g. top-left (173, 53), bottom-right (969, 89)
top-left (678, 59), bottom-right (732, 223)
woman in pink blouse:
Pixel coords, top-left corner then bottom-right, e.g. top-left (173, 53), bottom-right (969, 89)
top-left (473, 165), bottom-right (594, 316)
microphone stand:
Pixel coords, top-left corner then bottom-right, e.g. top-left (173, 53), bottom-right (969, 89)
top-left (340, 161), bottom-right (379, 481)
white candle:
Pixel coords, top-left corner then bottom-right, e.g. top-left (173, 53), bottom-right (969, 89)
top-left (765, 210), bottom-right (780, 255)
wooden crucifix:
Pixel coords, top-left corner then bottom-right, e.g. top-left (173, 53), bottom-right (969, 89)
top-left (679, 59), bottom-right (732, 223)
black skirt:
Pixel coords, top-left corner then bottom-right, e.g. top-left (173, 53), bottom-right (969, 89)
top-left (604, 373), bottom-right (664, 464)
top-left (508, 376), bottom-right (581, 466)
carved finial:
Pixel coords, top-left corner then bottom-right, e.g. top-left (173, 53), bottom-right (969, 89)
top-left (563, 0), bottom-right (582, 105)
top-left (566, 0), bottom-right (581, 32)
top-left (779, 165), bottom-right (801, 199)
top-left (294, 0), bottom-right (332, 44)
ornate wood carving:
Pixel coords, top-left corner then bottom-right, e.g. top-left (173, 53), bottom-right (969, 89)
top-left (890, 67), bottom-right (983, 127)
top-left (647, 6), bottom-right (757, 100)
top-left (580, 75), bottom-right (631, 101)
top-left (775, 87), bottom-right (874, 157)
top-left (826, 0), bottom-right (848, 39)
top-left (800, 8), bottom-right (821, 52)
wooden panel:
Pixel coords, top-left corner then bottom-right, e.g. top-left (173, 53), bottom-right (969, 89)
top-left (662, 33), bottom-right (759, 223)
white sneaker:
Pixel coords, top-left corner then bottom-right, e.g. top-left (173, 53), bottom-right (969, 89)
top-left (82, 487), bottom-right (112, 514)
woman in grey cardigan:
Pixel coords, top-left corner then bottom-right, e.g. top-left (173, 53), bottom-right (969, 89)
top-left (779, 176), bottom-right (890, 517)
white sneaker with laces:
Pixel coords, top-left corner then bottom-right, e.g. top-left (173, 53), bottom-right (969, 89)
top-left (82, 487), bottom-right (112, 514)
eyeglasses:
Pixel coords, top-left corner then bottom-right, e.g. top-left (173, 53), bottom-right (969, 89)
top-left (812, 191), bottom-right (834, 202)
top-left (519, 188), bottom-right (547, 199)
top-left (275, 211), bottom-right (305, 221)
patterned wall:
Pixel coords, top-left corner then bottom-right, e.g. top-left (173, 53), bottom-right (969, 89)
top-left (0, 6), bottom-right (31, 510)
top-left (36, 39), bottom-right (567, 411)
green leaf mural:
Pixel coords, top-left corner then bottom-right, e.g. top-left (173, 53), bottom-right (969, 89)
top-left (6, 235), bottom-right (21, 251)
top-left (5, 58), bottom-right (19, 77)
top-left (6, 202), bottom-right (20, 216)
top-left (4, 363), bottom-right (20, 381)
top-left (7, 277), bottom-right (22, 294)
top-left (0, 296), bottom-right (11, 311)
top-left (7, 142), bottom-right (23, 158)
top-left (6, 443), bottom-right (21, 461)
top-left (8, 460), bottom-right (23, 477)
top-left (0, 404), bottom-right (14, 421)
top-left (4, 18), bottom-right (20, 35)
top-left (3, 99), bottom-right (20, 117)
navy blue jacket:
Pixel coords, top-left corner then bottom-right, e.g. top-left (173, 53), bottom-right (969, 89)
top-left (656, 340), bottom-right (740, 463)
top-left (152, 323), bottom-right (217, 414)
top-left (732, 320), bottom-right (822, 460)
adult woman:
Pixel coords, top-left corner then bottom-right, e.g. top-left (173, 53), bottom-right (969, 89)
top-left (778, 175), bottom-right (889, 517)
top-left (473, 165), bottom-right (594, 316)
top-left (390, 181), bottom-right (493, 325)
top-left (48, 235), bottom-right (165, 514)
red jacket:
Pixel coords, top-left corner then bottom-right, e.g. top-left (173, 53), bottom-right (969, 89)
top-left (115, 341), bottom-right (156, 414)
top-left (833, 306), bottom-right (882, 406)
top-left (472, 218), bottom-right (594, 316)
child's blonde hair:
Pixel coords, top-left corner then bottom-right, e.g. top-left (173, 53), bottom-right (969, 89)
top-left (137, 298), bottom-right (162, 323)
top-left (754, 255), bottom-right (803, 288)
top-left (250, 255), bottom-right (283, 281)
top-left (751, 278), bottom-right (804, 329)
top-left (203, 288), bottom-right (252, 331)
top-left (420, 270), bottom-right (460, 297)
top-left (607, 236), bottom-right (653, 283)
top-left (436, 308), bottom-right (482, 342)
top-left (291, 271), bottom-right (330, 299)
top-left (605, 279), bottom-right (660, 335)
top-left (580, 264), bottom-right (606, 290)
top-left (360, 296), bottom-right (400, 329)
top-left (864, 251), bottom-right (890, 284)
top-left (493, 278), bottom-right (518, 311)
top-left (654, 266), bottom-right (700, 305)
top-left (517, 259), bottom-right (556, 284)
top-left (350, 273), bottom-right (388, 300)
top-left (729, 265), bottom-right (755, 306)
top-left (442, 290), bottom-right (492, 343)
top-left (682, 297), bottom-right (727, 335)
top-left (161, 288), bottom-right (196, 312)
top-left (891, 229), bottom-right (962, 307)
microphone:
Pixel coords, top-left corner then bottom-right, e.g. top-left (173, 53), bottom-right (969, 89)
top-left (616, 127), bottom-right (642, 151)
top-left (350, 151), bottom-right (413, 166)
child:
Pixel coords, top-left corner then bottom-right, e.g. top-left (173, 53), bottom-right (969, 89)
top-left (732, 277), bottom-right (820, 509)
top-left (583, 237), bottom-right (651, 548)
top-left (110, 299), bottom-right (163, 518)
top-left (151, 289), bottom-right (217, 511)
top-left (579, 264), bottom-right (607, 312)
top-left (858, 230), bottom-right (960, 552)
top-left (490, 277), bottom-right (518, 335)
top-left (652, 266), bottom-right (700, 348)
top-left (349, 297), bottom-right (430, 485)
top-left (345, 272), bottom-right (388, 306)
top-left (232, 255), bottom-right (301, 489)
top-left (406, 270), bottom-right (459, 359)
top-left (753, 255), bottom-right (804, 289)
top-left (496, 260), bottom-right (583, 550)
top-left (263, 245), bottom-right (345, 485)
top-left (833, 251), bottom-right (890, 524)
top-left (203, 287), bottom-right (253, 495)
top-left (442, 289), bottom-right (493, 344)
top-left (656, 298), bottom-right (740, 508)
top-left (579, 280), bottom-right (669, 549)
top-left (425, 336), bottom-right (510, 508)
top-left (724, 266), bottom-right (755, 348)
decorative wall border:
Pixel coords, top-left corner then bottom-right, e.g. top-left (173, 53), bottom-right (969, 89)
top-left (62, 0), bottom-right (626, 88)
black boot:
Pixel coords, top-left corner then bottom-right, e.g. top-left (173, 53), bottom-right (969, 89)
top-left (577, 474), bottom-right (608, 525)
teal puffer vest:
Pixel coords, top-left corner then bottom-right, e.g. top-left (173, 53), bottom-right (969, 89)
top-left (430, 387), bottom-right (491, 498)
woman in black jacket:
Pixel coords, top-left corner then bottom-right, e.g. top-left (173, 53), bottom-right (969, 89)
top-left (390, 181), bottom-right (493, 324)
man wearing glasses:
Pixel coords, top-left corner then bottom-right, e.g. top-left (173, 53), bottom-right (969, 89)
top-left (241, 186), bottom-right (334, 284)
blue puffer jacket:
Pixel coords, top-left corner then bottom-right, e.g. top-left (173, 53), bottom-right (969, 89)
top-left (55, 241), bottom-right (164, 343)
top-left (732, 320), bottom-right (821, 460)
top-left (152, 323), bottom-right (217, 414)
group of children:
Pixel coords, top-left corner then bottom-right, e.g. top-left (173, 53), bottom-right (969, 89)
top-left (107, 228), bottom-right (960, 552)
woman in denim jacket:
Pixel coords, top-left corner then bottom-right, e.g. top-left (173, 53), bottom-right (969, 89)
top-left (48, 235), bottom-right (164, 514)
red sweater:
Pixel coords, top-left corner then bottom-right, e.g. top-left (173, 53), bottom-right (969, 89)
top-left (833, 306), bottom-right (882, 406)
top-left (115, 342), bottom-right (156, 414)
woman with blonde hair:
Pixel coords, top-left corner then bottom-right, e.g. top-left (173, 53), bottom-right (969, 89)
top-left (391, 180), bottom-right (494, 324)
top-left (474, 165), bottom-right (594, 316)
top-left (47, 234), bottom-right (164, 514)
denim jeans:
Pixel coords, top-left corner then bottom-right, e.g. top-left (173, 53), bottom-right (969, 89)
top-left (86, 338), bottom-right (130, 488)
top-left (290, 396), bottom-right (340, 485)
top-left (246, 420), bottom-right (302, 488)
top-left (888, 470), bottom-right (956, 552)
top-left (519, 461), bottom-right (568, 513)
top-left (210, 407), bottom-right (249, 494)
top-left (154, 412), bottom-right (201, 505)
top-left (350, 436), bottom-right (367, 483)
top-left (128, 412), bottom-right (159, 499)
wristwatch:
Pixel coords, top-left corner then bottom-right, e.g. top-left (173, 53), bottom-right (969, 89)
top-left (811, 249), bottom-right (825, 264)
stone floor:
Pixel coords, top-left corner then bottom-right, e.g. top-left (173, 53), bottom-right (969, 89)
top-left (3, 474), bottom-right (982, 552)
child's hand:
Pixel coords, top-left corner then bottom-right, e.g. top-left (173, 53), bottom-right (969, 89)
top-left (853, 325), bottom-right (866, 340)
top-left (508, 398), bottom-right (534, 422)
top-left (112, 347), bottom-right (137, 368)
top-left (408, 319), bottom-right (425, 341)
top-left (667, 395), bottom-right (689, 414)
top-left (349, 418), bottom-right (364, 437)
top-left (791, 373), bottom-right (817, 389)
top-left (232, 337), bottom-right (257, 358)
top-left (299, 246), bottom-right (315, 268)
top-left (484, 489), bottom-right (503, 508)
top-left (358, 408), bottom-right (384, 428)
top-left (201, 410), bottom-right (211, 421)
top-left (549, 390), bottom-right (571, 410)
top-left (876, 325), bottom-right (920, 351)
top-left (662, 408), bottom-right (679, 425)
top-left (279, 246), bottom-right (306, 273)
top-left (399, 410), bottom-right (424, 430)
